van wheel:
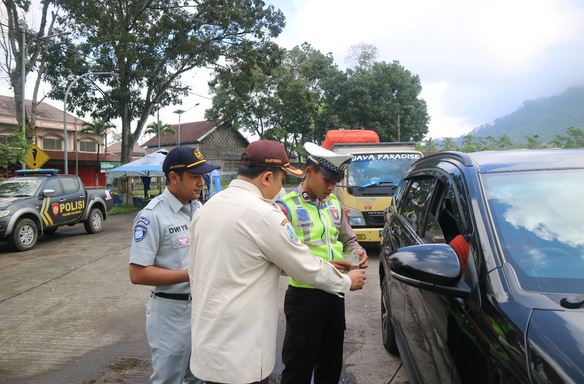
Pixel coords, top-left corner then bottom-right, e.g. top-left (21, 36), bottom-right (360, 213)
top-left (10, 218), bottom-right (38, 251)
top-left (84, 208), bottom-right (103, 234)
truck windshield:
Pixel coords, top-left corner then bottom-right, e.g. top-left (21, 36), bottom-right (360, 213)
top-left (347, 153), bottom-right (421, 194)
top-left (483, 169), bottom-right (584, 294)
top-left (0, 178), bottom-right (44, 197)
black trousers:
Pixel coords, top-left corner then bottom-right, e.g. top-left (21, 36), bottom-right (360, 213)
top-left (281, 286), bottom-right (346, 384)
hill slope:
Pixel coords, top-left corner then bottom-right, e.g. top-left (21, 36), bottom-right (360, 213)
top-left (472, 87), bottom-right (584, 143)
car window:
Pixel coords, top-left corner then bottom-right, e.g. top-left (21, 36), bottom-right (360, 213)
top-left (398, 177), bottom-right (435, 232)
top-left (60, 177), bottom-right (80, 194)
top-left (43, 178), bottom-right (63, 195)
top-left (483, 169), bottom-right (584, 293)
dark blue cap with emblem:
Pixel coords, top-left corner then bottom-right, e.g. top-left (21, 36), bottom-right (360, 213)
top-left (163, 146), bottom-right (220, 175)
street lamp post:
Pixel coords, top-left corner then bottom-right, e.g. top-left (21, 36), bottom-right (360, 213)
top-left (63, 71), bottom-right (117, 174)
top-left (173, 109), bottom-right (185, 146)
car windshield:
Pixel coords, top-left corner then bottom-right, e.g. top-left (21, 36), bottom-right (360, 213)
top-left (0, 178), bottom-right (43, 197)
top-left (347, 153), bottom-right (421, 192)
top-left (483, 169), bottom-right (584, 293)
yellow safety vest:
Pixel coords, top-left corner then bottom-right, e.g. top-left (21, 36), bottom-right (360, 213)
top-left (281, 191), bottom-right (344, 288)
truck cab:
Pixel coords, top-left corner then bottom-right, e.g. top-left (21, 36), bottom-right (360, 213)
top-left (331, 141), bottom-right (422, 243)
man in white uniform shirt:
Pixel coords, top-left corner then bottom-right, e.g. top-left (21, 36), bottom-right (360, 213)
top-left (129, 146), bottom-right (219, 384)
top-left (188, 140), bottom-right (366, 384)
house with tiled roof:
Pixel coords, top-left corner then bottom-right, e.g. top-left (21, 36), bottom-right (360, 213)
top-left (142, 120), bottom-right (249, 177)
top-left (106, 142), bottom-right (146, 160)
top-left (0, 95), bottom-right (118, 186)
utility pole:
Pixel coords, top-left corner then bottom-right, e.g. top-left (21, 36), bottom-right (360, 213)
top-left (396, 112), bottom-right (401, 142)
top-left (173, 109), bottom-right (185, 146)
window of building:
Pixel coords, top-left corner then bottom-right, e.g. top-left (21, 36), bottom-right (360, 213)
top-left (79, 140), bottom-right (97, 153)
top-left (43, 137), bottom-right (62, 150)
top-left (0, 135), bottom-right (14, 145)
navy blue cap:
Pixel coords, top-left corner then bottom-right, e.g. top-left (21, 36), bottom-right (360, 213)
top-left (163, 146), bottom-right (220, 174)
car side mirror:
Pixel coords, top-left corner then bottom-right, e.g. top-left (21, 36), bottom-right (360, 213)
top-left (389, 244), bottom-right (471, 298)
top-left (42, 189), bottom-right (55, 197)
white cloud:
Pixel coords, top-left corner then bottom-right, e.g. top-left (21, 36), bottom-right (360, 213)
top-left (420, 81), bottom-right (474, 138)
top-left (3, 0), bottom-right (584, 142)
top-left (271, 0), bottom-right (584, 137)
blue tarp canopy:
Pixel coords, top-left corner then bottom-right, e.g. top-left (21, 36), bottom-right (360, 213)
top-left (106, 149), bottom-right (168, 178)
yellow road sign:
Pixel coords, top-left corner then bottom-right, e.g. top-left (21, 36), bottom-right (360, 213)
top-left (24, 144), bottom-right (51, 169)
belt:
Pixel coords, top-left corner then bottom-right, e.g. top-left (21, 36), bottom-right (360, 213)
top-left (152, 292), bottom-right (191, 301)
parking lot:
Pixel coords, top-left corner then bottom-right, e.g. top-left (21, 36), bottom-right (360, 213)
top-left (0, 213), bottom-right (406, 384)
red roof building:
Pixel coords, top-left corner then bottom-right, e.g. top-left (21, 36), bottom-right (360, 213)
top-left (0, 95), bottom-right (116, 187)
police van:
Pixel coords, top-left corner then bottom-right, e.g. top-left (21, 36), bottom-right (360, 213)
top-left (0, 169), bottom-right (113, 251)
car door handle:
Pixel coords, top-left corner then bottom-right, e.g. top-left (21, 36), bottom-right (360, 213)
top-left (59, 199), bottom-right (66, 202)
top-left (79, 196), bottom-right (85, 199)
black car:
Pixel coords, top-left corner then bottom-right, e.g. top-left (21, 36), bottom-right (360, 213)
top-left (379, 149), bottom-right (584, 384)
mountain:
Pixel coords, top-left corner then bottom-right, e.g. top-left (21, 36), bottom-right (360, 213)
top-left (471, 87), bottom-right (584, 143)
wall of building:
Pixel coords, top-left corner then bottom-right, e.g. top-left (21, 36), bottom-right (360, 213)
top-left (199, 128), bottom-right (248, 179)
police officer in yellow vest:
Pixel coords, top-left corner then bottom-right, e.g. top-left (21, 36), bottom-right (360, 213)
top-left (277, 142), bottom-right (368, 384)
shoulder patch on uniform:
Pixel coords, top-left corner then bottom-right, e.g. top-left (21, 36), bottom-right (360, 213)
top-left (137, 216), bottom-right (150, 226)
top-left (285, 222), bottom-right (298, 243)
top-left (134, 224), bottom-right (148, 242)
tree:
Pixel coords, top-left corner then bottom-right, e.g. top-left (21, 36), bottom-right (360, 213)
top-left (80, 119), bottom-right (114, 161)
top-left (0, 0), bottom-right (59, 140)
top-left (0, 131), bottom-right (29, 169)
top-left (441, 137), bottom-right (458, 151)
top-left (345, 43), bottom-right (377, 70)
top-left (526, 134), bottom-right (544, 149)
top-left (208, 43), bottom-right (343, 156)
top-left (145, 120), bottom-right (174, 150)
top-left (333, 60), bottom-right (430, 142)
top-left (419, 137), bottom-right (438, 153)
top-left (550, 127), bottom-right (584, 148)
top-left (45, 0), bottom-right (285, 163)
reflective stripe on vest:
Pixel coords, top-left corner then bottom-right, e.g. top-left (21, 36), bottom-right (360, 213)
top-left (282, 191), bottom-right (344, 289)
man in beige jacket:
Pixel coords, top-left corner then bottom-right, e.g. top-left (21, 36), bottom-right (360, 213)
top-left (188, 140), bottom-right (366, 384)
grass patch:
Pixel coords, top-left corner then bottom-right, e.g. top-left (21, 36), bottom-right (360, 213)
top-left (131, 189), bottom-right (162, 197)
top-left (109, 205), bottom-right (142, 215)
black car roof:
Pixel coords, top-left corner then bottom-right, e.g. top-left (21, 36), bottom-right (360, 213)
top-left (419, 149), bottom-right (584, 173)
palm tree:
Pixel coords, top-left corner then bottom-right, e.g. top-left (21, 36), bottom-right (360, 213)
top-left (145, 121), bottom-right (175, 149)
top-left (80, 119), bottom-right (115, 185)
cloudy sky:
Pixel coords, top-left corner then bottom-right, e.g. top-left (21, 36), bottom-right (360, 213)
top-left (269, 0), bottom-right (584, 138)
top-left (2, 0), bottom-right (584, 140)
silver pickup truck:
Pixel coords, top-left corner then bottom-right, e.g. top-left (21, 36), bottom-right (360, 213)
top-left (0, 169), bottom-right (114, 251)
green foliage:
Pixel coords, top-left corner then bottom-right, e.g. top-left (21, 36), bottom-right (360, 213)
top-left (80, 119), bottom-right (114, 143)
top-left (208, 42), bottom-right (342, 155)
top-left (45, 0), bottom-right (285, 163)
top-left (334, 61), bottom-right (429, 142)
top-left (0, 131), bottom-right (30, 168)
top-left (109, 205), bottom-right (142, 215)
top-left (209, 43), bottom-right (429, 157)
top-left (550, 127), bottom-right (584, 148)
top-left (145, 120), bottom-right (174, 149)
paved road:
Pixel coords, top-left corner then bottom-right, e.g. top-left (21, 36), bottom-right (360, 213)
top-left (0, 213), bottom-right (406, 384)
